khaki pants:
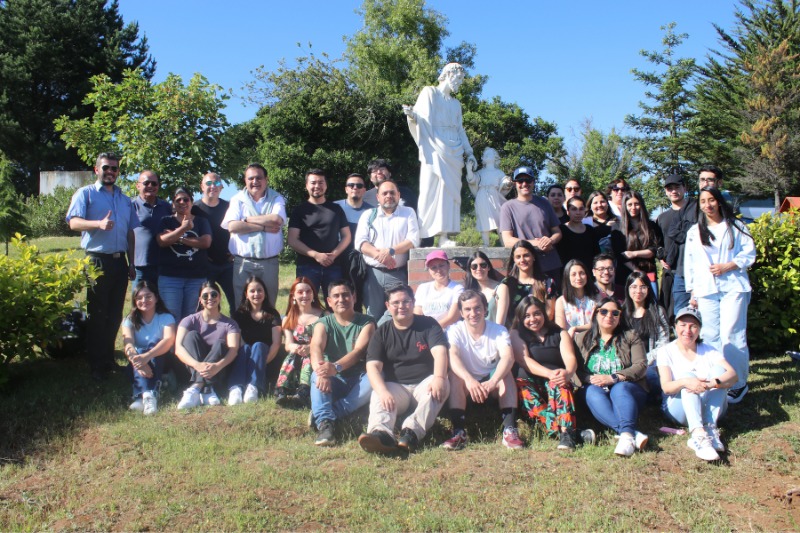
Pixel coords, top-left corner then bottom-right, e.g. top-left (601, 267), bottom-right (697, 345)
top-left (233, 256), bottom-right (280, 310)
top-left (367, 375), bottom-right (450, 441)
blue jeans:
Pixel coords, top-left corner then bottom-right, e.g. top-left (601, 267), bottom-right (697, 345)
top-left (697, 291), bottom-right (750, 390)
top-left (296, 264), bottom-right (343, 301)
top-left (159, 276), bottom-right (205, 322)
top-left (310, 371), bottom-right (373, 423)
top-left (662, 365), bottom-right (728, 431)
top-left (576, 381), bottom-right (647, 435)
top-left (207, 261), bottom-right (235, 311)
top-left (228, 342), bottom-right (268, 392)
top-left (126, 352), bottom-right (165, 398)
top-left (672, 274), bottom-right (691, 315)
top-left (134, 266), bottom-right (159, 290)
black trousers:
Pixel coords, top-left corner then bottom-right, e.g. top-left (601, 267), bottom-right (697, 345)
top-left (182, 330), bottom-right (231, 387)
top-left (86, 254), bottom-right (129, 372)
top-left (660, 269), bottom-right (676, 324)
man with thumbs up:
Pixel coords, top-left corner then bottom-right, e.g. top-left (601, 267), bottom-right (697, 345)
top-left (67, 152), bottom-right (140, 381)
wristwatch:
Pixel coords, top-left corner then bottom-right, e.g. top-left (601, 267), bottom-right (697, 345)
top-left (334, 362), bottom-right (342, 373)
top-left (389, 247), bottom-right (396, 256)
top-left (611, 374), bottom-right (620, 384)
top-left (714, 378), bottom-right (722, 388)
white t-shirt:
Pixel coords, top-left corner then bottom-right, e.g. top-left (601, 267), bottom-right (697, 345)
top-left (447, 320), bottom-right (510, 379)
top-left (415, 280), bottom-right (464, 321)
top-left (656, 340), bottom-right (726, 397)
top-left (122, 312), bottom-right (175, 353)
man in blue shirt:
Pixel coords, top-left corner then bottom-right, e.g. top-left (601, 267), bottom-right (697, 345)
top-left (335, 173), bottom-right (374, 313)
top-left (132, 170), bottom-right (171, 286)
top-left (66, 152), bottom-right (140, 380)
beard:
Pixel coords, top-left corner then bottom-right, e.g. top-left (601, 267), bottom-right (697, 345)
top-left (311, 191), bottom-right (325, 199)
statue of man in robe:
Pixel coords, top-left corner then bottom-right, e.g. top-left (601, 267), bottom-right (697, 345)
top-left (403, 62), bottom-right (477, 248)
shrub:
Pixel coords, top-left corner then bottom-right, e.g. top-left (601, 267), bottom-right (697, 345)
top-left (452, 215), bottom-right (502, 247)
top-left (0, 234), bottom-right (97, 386)
top-left (748, 208), bottom-right (800, 352)
top-left (278, 223), bottom-right (297, 264)
top-left (24, 186), bottom-right (80, 238)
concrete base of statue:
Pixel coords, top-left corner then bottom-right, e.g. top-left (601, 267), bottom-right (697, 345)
top-left (408, 247), bottom-right (510, 291)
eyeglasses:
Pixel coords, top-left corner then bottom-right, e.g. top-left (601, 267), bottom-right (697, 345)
top-left (139, 180), bottom-right (158, 187)
top-left (101, 165), bottom-right (119, 172)
top-left (470, 262), bottom-right (489, 270)
top-left (612, 187), bottom-right (630, 192)
top-left (515, 178), bottom-right (533, 185)
top-left (593, 266), bottom-right (614, 272)
top-left (388, 299), bottom-right (413, 308)
top-left (346, 183), bottom-right (365, 189)
top-left (597, 309), bottom-right (621, 317)
top-left (565, 187), bottom-right (581, 192)
top-left (135, 294), bottom-right (155, 302)
top-left (174, 197), bottom-right (191, 204)
top-left (201, 291), bottom-right (220, 300)
top-left (204, 180), bottom-right (222, 187)
top-left (699, 178), bottom-right (719, 185)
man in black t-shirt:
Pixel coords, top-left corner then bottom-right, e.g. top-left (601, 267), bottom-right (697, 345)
top-left (656, 174), bottom-right (687, 322)
top-left (192, 172), bottom-right (235, 308)
top-left (358, 284), bottom-right (450, 454)
top-left (288, 169), bottom-right (351, 300)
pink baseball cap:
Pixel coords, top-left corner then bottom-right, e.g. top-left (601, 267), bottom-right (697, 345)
top-left (425, 250), bottom-right (449, 267)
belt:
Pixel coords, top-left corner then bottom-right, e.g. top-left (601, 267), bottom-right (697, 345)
top-left (86, 251), bottom-right (125, 259)
top-left (236, 255), bottom-right (278, 261)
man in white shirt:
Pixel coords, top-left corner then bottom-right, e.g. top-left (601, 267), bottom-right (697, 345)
top-left (221, 163), bottom-right (286, 308)
top-left (443, 290), bottom-right (522, 450)
top-left (354, 179), bottom-right (420, 320)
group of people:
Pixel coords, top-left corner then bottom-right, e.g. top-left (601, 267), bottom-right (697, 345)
top-left (66, 152), bottom-right (756, 462)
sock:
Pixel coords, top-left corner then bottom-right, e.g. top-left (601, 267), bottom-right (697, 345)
top-left (449, 409), bottom-right (466, 431)
top-left (501, 407), bottom-right (517, 429)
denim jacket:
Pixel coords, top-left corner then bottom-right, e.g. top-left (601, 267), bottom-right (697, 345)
top-left (684, 222), bottom-right (755, 298)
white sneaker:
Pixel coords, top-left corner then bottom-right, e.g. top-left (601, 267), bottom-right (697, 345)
top-left (129, 398), bottom-right (144, 412)
top-left (705, 424), bottom-right (725, 452)
top-left (243, 384), bottom-right (259, 404)
top-left (202, 390), bottom-right (221, 406)
top-left (177, 387), bottom-right (201, 410)
top-left (228, 386), bottom-right (243, 406)
top-left (635, 431), bottom-right (649, 451)
top-left (614, 434), bottom-right (636, 457)
top-left (142, 391), bottom-right (157, 415)
top-left (688, 435), bottom-right (720, 461)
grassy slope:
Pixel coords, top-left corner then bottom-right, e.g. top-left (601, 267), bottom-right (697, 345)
top-left (1, 237), bottom-right (799, 531)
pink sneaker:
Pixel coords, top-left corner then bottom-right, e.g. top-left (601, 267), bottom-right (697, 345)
top-left (502, 427), bottom-right (524, 450)
top-left (441, 429), bottom-right (468, 450)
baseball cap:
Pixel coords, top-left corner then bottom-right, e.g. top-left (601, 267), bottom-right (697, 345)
top-left (425, 250), bottom-right (449, 266)
top-left (665, 174), bottom-right (685, 187)
top-left (675, 306), bottom-right (702, 325)
top-left (513, 167), bottom-right (535, 181)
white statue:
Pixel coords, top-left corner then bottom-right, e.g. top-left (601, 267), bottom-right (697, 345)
top-left (466, 147), bottom-right (513, 246)
top-left (403, 63), bottom-right (477, 248)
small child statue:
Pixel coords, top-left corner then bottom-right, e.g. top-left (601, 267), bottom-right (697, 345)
top-left (466, 147), bottom-right (513, 246)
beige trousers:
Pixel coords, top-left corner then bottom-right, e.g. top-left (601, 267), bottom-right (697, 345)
top-left (367, 375), bottom-right (450, 441)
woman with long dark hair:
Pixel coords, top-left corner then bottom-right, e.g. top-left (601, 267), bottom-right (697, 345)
top-left (555, 259), bottom-right (598, 338)
top-left (555, 197), bottom-right (602, 269)
top-left (122, 281), bottom-right (176, 415)
top-left (228, 276), bottom-right (282, 405)
top-left (610, 191), bottom-right (662, 293)
top-left (575, 298), bottom-right (649, 457)
top-left (463, 251), bottom-right (509, 325)
top-left (586, 190), bottom-right (616, 254)
top-left (501, 240), bottom-right (557, 328)
top-left (685, 186), bottom-right (755, 404)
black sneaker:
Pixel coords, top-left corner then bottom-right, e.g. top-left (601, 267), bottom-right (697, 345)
top-left (358, 431), bottom-right (398, 454)
top-left (315, 419), bottom-right (336, 446)
top-left (292, 385), bottom-right (311, 408)
top-left (727, 384), bottom-right (749, 404)
top-left (557, 430), bottom-right (576, 451)
top-left (275, 387), bottom-right (290, 407)
top-left (397, 428), bottom-right (419, 452)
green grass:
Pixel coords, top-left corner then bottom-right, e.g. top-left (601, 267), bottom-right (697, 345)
top-left (1, 237), bottom-right (800, 531)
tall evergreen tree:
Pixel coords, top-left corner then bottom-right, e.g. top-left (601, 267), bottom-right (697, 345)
top-left (0, 153), bottom-right (27, 254)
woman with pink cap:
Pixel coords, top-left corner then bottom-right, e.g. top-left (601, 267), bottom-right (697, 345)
top-left (414, 250), bottom-right (464, 329)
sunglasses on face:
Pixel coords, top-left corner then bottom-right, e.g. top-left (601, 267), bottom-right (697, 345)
top-left (174, 197), bottom-right (191, 204)
top-left (201, 291), bottom-right (220, 300)
top-left (470, 262), bottom-right (489, 270)
top-left (612, 187), bottom-right (630, 192)
top-left (597, 309), bottom-right (621, 317)
top-left (139, 180), bottom-right (158, 187)
top-left (101, 165), bottom-right (119, 172)
top-left (204, 180), bottom-right (222, 187)
top-left (565, 187), bottom-right (581, 192)
top-left (346, 183), bottom-right (365, 189)
top-left (515, 178), bottom-right (533, 185)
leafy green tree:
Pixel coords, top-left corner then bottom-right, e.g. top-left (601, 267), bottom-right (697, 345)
top-left (55, 69), bottom-right (230, 194)
top-left (0, 0), bottom-right (154, 194)
top-left (0, 154), bottom-right (27, 254)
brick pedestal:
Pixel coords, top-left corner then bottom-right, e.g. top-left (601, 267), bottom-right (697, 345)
top-left (408, 247), bottom-right (510, 291)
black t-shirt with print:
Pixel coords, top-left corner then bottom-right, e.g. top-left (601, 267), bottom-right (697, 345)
top-left (366, 315), bottom-right (448, 385)
top-left (288, 200), bottom-right (348, 266)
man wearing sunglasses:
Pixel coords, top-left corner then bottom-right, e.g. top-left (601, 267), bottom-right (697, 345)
top-left (499, 167), bottom-right (563, 292)
top-left (66, 152), bottom-right (140, 381)
top-left (334, 173), bottom-right (373, 257)
top-left (192, 172), bottom-right (235, 308)
top-left (131, 170), bottom-right (171, 287)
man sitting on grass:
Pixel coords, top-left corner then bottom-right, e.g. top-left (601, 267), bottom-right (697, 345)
top-left (442, 290), bottom-right (522, 450)
top-left (358, 284), bottom-right (450, 453)
top-left (309, 279), bottom-right (375, 446)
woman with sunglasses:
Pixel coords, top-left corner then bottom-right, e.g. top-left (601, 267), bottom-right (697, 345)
top-left (575, 298), bottom-right (649, 456)
top-left (555, 260), bottom-right (598, 339)
top-left (605, 178), bottom-right (631, 218)
top-left (555, 197), bottom-right (601, 270)
top-left (156, 187), bottom-right (212, 322)
top-left (414, 250), bottom-right (464, 328)
top-left (685, 187), bottom-right (755, 404)
top-left (463, 251), bottom-right (510, 326)
top-left (122, 281), bottom-right (176, 415)
top-left (610, 191), bottom-right (662, 294)
top-left (501, 240), bottom-right (557, 328)
top-left (586, 191), bottom-right (617, 254)
top-left (175, 282), bottom-right (241, 409)
top-left (228, 276), bottom-right (282, 405)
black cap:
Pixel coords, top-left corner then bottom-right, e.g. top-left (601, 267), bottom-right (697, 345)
top-left (665, 174), bottom-right (685, 187)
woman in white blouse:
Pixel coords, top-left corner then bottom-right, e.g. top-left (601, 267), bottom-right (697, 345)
top-left (684, 187), bottom-right (755, 404)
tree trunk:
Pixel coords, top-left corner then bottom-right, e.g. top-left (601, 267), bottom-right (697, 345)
top-left (775, 187), bottom-right (781, 212)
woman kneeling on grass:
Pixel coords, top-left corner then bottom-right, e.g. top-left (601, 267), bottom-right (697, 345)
top-left (657, 307), bottom-right (738, 461)
top-left (510, 297), bottom-right (595, 451)
top-left (575, 298), bottom-right (649, 457)
top-left (228, 276), bottom-right (282, 405)
top-left (123, 281), bottom-right (176, 415)
top-left (175, 282), bottom-right (241, 409)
